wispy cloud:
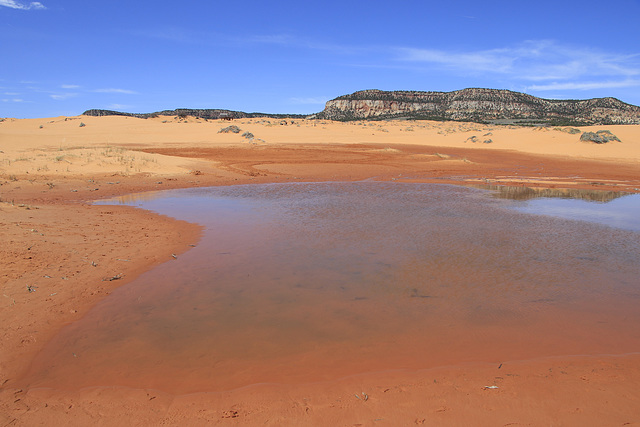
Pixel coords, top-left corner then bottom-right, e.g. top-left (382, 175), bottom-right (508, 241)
top-left (128, 26), bottom-right (363, 56)
top-left (93, 88), bottom-right (138, 95)
top-left (238, 33), bottom-right (364, 56)
top-left (105, 104), bottom-right (133, 110)
top-left (2, 98), bottom-right (30, 103)
top-left (61, 84), bottom-right (81, 89)
top-left (0, 0), bottom-right (45, 10)
top-left (244, 34), bottom-right (295, 45)
top-left (50, 93), bottom-right (79, 100)
top-left (398, 47), bottom-right (514, 73)
top-left (526, 79), bottom-right (640, 91)
top-left (289, 97), bottom-right (329, 105)
top-left (395, 40), bottom-right (640, 84)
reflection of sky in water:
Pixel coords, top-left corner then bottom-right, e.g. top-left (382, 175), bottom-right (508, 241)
top-left (515, 193), bottom-right (640, 232)
top-left (27, 182), bottom-right (638, 393)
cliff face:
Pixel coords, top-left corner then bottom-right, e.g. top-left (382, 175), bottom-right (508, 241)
top-left (316, 89), bottom-right (640, 124)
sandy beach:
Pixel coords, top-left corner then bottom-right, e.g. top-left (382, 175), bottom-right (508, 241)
top-left (2, 115), bottom-right (640, 426)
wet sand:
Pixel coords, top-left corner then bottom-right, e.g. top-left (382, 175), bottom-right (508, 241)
top-left (2, 116), bottom-right (640, 425)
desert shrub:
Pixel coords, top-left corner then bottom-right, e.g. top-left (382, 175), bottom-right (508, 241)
top-left (580, 130), bottom-right (621, 144)
top-left (218, 125), bottom-right (241, 134)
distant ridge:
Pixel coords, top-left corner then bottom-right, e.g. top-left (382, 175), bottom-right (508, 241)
top-left (82, 108), bottom-right (306, 120)
top-left (83, 88), bottom-right (640, 125)
top-left (314, 88), bottom-right (640, 125)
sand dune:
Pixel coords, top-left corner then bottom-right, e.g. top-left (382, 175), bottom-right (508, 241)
top-left (1, 116), bottom-right (640, 426)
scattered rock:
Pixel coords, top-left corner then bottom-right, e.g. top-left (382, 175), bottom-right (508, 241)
top-left (242, 131), bottom-right (254, 139)
top-left (580, 130), bottom-right (621, 144)
top-left (218, 125), bottom-right (241, 134)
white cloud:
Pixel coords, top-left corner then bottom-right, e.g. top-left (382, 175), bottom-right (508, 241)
top-left (105, 104), bottom-right (133, 110)
top-left (2, 98), bottom-right (29, 102)
top-left (289, 97), bottom-right (329, 105)
top-left (395, 40), bottom-right (640, 83)
top-left (61, 84), bottom-right (81, 89)
top-left (246, 34), bottom-right (294, 45)
top-left (397, 47), bottom-right (514, 73)
top-left (93, 88), bottom-right (138, 94)
top-left (0, 0), bottom-right (46, 10)
top-left (50, 93), bottom-right (78, 100)
top-left (527, 79), bottom-right (640, 91)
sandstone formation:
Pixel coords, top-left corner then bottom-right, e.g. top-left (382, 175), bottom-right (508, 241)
top-left (83, 88), bottom-right (640, 126)
top-left (314, 88), bottom-right (640, 125)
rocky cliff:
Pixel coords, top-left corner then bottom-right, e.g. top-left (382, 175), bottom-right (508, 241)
top-left (315, 88), bottom-right (640, 125)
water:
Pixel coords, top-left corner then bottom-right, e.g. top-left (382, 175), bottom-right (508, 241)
top-left (516, 194), bottom-right (640, 232)
top-left (20, 183), bottom-right (640, 394)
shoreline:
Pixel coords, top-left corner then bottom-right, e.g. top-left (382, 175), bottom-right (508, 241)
top-left (6, 352), bottom-right (640, 425)
top-left (2, 117), bottom-right (640, 425)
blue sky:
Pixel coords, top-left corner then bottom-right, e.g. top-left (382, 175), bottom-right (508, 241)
top-left (2, 0), bottom-right (640, 118)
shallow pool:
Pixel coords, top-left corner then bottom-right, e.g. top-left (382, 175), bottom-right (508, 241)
top-left (21, 183), bottom-right (640, 393)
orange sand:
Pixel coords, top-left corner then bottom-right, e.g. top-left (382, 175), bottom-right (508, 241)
top-left (1, 115), bottom-right (640, 425)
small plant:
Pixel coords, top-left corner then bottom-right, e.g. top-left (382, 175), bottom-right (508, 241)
top-left (79, 122), bottom-right (86, 127)
top-left (218, 125), bottom-right (241, 134)
top-left (580, 130), bottom-right (621, 144)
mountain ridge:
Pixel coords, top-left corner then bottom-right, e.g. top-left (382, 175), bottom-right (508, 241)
top-left (82, 108), bottom-right (306, 120)
top-left (83, 88), bottom-right (640, 125)
top-left (314, 88), bottom-right (640, 125)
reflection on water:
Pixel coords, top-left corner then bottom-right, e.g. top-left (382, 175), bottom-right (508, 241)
top-left (21, 183), bottom-right (640, 394)
top-left (516, 192), bottom-right (640, 232)
top-left (478, 184), bottom-right (631, 202)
